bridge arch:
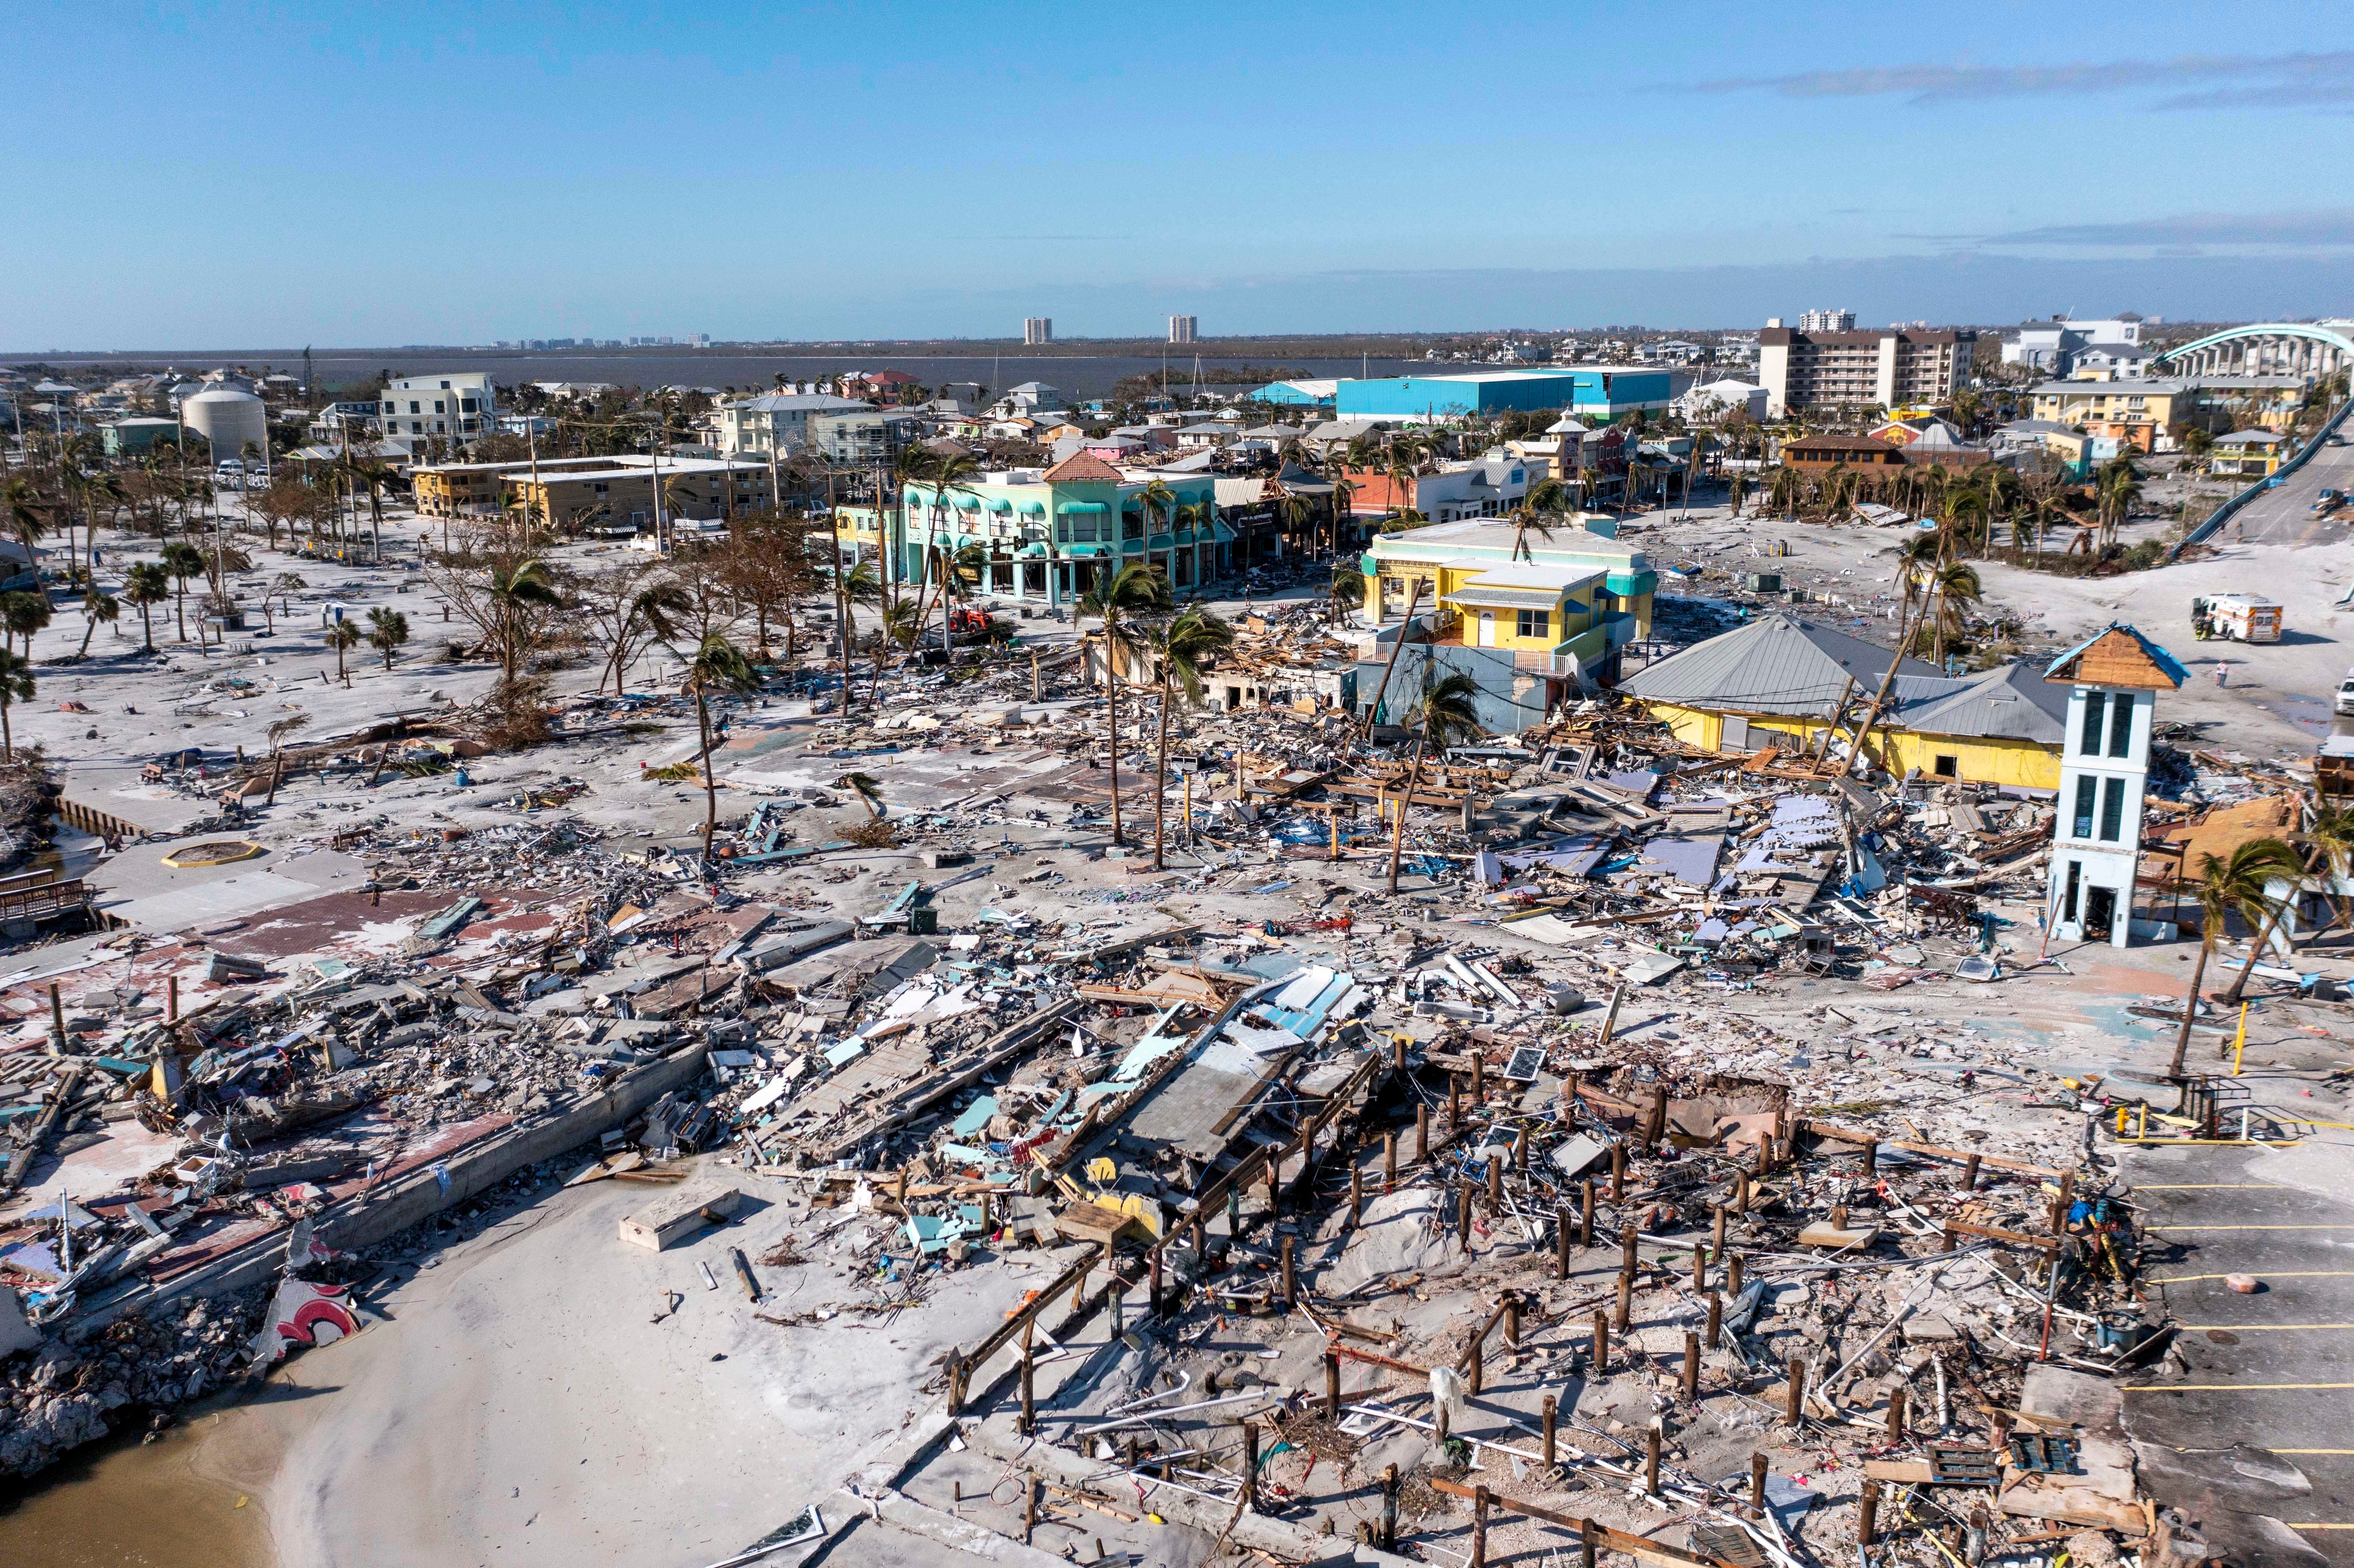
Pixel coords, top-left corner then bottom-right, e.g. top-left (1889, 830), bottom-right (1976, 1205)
top-left (2151, 321), bottom-right (2354, 379)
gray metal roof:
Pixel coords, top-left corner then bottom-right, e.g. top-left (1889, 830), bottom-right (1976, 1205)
top-left (1617, 614), bottom-right (1939, 716)
top-left (1897, 660), bottom-right (2068, 743)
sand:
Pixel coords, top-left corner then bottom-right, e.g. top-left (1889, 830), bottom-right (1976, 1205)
top-left (245, 1165), bottom-right (1036, 1568)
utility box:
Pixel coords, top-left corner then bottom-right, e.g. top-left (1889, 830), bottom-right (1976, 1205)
top-left (1744, 571), bottom-right (1783, 593)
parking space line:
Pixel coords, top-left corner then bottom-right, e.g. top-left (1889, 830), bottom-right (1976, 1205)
top-left (2125, 1383), bottom-right (2354, 1392)
top-left (2152, 1272), bottom-right (2354, 1284)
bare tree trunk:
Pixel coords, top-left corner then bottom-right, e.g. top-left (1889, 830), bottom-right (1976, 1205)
top-left (1385, 731), bottom-right (1430, 895)
top-left (2168, 929), bottom-right (2215, 1081)
top-left (1152, 675), bottom-right (1171, 871)
top-left (1105, 630), bottom-right (1124, 847)
top-left (696, 691), bottom-right (719, 859)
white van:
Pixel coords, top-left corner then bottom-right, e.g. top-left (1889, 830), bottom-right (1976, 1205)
top-left (2336, 666), bottom-right (2354, 719)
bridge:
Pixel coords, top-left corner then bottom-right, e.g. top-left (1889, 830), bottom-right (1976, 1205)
top-left (2152, 320), bottom-right (2354, 379)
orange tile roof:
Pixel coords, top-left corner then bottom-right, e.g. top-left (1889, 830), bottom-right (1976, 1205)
top-left (1041, 451), bottom-right (1125, 482)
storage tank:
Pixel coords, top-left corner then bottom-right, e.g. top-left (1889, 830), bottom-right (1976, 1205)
top-left (179, 387), bottom-right (268, 463)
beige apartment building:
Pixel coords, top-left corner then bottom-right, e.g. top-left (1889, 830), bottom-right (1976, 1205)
top-left (1757, 322), bottom-right (1974, 417)
top-left (413, 454), bottom-right (774, 532)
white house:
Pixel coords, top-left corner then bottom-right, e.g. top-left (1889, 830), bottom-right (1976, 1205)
top-left (2042, 623), bottom-right (2186, 947)
top-left (1675, 379), bottom-right (1769, 422)
top-left (713, 392), bottom-right (874, 457)
top-left (379, 372), bottom-right (496, 440)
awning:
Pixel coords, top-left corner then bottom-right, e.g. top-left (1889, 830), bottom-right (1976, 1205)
top-left (1064, 542), bottom-right (1114, 557)
top-left (953, 494), bottom-right (981, 508)
top-left (1014, 542), bottom-right (1050, 557)
top-left (1058, 501), bottom-right (1107, 515)
top-left (987, 497), bottom-right (1012, 512)
top-left (1606, 569), bottom-right (1659, 597)
top-left (1018, 500), bottom-right (1046, 515)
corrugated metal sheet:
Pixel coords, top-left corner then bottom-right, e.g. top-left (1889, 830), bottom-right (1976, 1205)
top-left (1618, 614), bottom-right (1936, 716)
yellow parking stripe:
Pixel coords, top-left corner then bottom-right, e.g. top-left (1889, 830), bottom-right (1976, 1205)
top-left (2136, 1184), bottom-right (2290, 1190)
top-left (2125, 1383), bottom-right (2354, 1392)
top-left (2153, 1272), bottom-right (2354, 1284)
top-left (2147, 1215), bottom-right (2354, 1224)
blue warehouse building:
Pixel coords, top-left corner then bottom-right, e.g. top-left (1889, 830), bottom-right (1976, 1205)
top-left (1335, 369), bottom-right (1677, 424)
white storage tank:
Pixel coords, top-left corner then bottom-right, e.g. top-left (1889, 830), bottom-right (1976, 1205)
top-left (180, 387), bottom-right (268, 463)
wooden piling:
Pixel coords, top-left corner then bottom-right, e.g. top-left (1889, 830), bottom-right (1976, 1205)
top-left (1682, 1330), bottom-right (1700, 1401)
top-left (1541, 1393), bottom-right (1557, 1466)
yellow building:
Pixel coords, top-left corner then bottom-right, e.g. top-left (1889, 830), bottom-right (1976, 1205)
top-left (2208, 429), bottom-right (2288, 478)
top-left (1619, 613), bottom-right (2067, 790)
top-left (1437, 562), bottom-right (1610, 659)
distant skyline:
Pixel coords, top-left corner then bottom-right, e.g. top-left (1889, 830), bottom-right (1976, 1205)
top-left (4, 1), bottom-right (2350, 348)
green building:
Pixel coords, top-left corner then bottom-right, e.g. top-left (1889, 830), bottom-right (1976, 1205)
top-left (835, 452), bottom-right (1230, 608)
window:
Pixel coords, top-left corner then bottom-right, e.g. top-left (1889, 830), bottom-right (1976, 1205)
top-left (434, 400), bottom-right (445, 414)
top-left (2099, 777), bottom-right (2126, 842)
top-left (2079, 691), bottom-right (2106, 755)
top-left (2108, 694), bottom-right (2133, 758)
top-left (1933, 754), bottom-right (1959, 778)
top-left (2064, 858), bottom-right (2083, 923)
top-left (1516, 609), bottom-right (1551, 640)
top-left (2072, 775), bottom-right (2097, 840)
top-left (461, 398), bottom-right (478, 413)
top-left (409, 401), bottom-right (421, 414)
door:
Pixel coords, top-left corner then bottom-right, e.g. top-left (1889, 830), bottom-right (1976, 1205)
top-left (1478, 611), bottom-right (1495, 647)
top-left (2083, 885), bottom-right (2117, 943)
top-left (1722, 716), bottom-right (1751, 753)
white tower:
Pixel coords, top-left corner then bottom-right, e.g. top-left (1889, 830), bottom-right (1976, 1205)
top-left (2043, 623), bottom-right (2186, 947)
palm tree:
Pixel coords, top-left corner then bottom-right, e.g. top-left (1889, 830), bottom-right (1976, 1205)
top-left (1078, 562), bottom-right (1173, 847)
top-left (2096, 462), bottom-right (2142, 552)
top-left (1728, 472), bottom-right (1748, 519)
top-left (833, 556), bottom-right (880, 709)
top-left (264, 712), bottom-right (311, 806)
top-left (0, 591), bottom-right (50, 659)
top-left (75, 588), bottom-right (118, 657)
top-left (79, 470), bottom-right (125, 588)
top-left (1140, 606), bottom-right (1234, 869)
top-left (324, 619), bottom-right (361, 684)
top-left (366, 606), bottom-right (411, 669)
top-left (679, 632), bottom-right (761, 857)
top-left (0, 648), bottom-right (32, 759)
top-left (2298, 804), bottom-right (2354, 940)
top-left (1927, 561), bottom-right (1982, 664)
top-left (160, 541), bottom-right (205, 642)
top-left (1328, 566), bottom-right (1365, 627)
top-left (871, 591), bottom-right (922, 702)
top-left (485, 557), bottom-right (561, 681)
top-left (2170, 839), bottom-right (2305, 1075)
top-left (1277, 488), bottom-right (1316, 563)
top-left (916, 450), bottom-right (983, 653)
top-left (123, 562), bottom-right (168, 650)
top-left (1385, 669), bottom-right (1485, 894)
top-left (2, 477), bottom-right (47, 575)
top-left (604, 576), bottom-right (689, 694)
top-left (834, 771), bottom-right (884, 817)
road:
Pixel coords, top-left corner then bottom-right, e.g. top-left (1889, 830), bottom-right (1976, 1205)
top-left (2218, 426), bottom-right (2354, 549)
top-left (2124, 1138), bottom-right (2354, 1565)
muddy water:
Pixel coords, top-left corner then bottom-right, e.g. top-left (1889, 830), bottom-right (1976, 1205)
top-left (0, 1402), bottom-right (277, 1568)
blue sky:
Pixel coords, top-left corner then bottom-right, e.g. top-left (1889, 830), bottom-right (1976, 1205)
top-left (6, 0), bottom-right (2353, 346)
